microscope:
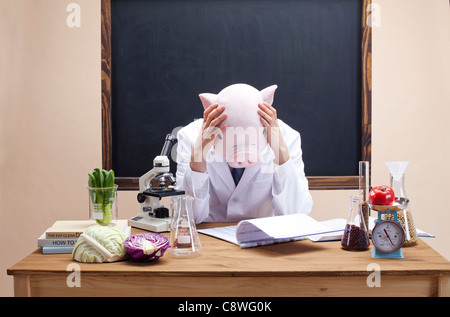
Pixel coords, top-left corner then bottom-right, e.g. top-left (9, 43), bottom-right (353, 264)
top-left (129, 133), bottom-right (185, 232)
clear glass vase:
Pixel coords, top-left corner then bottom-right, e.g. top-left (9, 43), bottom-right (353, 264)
top-left (88, 185), bottom-right (118, 226)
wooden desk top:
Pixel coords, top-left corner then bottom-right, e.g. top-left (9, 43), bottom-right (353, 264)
top-left (7, 223), bottom-right (450, 278)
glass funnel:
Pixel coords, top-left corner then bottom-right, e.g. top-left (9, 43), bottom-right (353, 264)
top-left (341, 196), bottom-right (370, 251)
top-left (384, 161), bottom-right (418, 246)
top-left (169, 195), bottom-right (202, 257)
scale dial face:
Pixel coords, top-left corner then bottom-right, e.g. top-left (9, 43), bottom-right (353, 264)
top-left (372, 220), bottom-right (405, 253)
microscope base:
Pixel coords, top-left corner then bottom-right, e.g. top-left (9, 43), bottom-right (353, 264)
top-left (129, 215), bottom-right (171, 232)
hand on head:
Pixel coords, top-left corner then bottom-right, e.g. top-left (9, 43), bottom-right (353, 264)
top-left (190, 103), bottom-right (228, 173)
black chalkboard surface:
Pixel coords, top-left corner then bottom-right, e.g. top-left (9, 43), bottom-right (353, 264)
top-left (102, 0), bottom-right (372, 189)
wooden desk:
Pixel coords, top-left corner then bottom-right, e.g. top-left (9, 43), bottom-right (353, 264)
top-left (7, 223), bottom-right (450, 297)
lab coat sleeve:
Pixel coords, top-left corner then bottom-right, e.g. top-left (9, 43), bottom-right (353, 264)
top-left (271, 129), bottom-right (313, 216)
top-left (175, 125), bottom-right (211, 224)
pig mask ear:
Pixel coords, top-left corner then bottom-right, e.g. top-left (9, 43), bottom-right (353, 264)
top-left (199, 93), bottom-right (218, 110)
top-left (260, 85), bottom-right (278, 106)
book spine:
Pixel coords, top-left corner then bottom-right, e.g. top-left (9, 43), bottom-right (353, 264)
top-left (45, 232), bottom-right (83, 239)
top-left (42, 246), bottom-right (74, 254)
top-left (38, 238), bottom-right (78, 247)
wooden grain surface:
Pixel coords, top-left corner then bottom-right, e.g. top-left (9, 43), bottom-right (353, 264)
top-left (101, 0), bottom-right (112, 171)
top-left (361, 0), bottom-right (372, 169)
top-left (8, 225), bottom-right (450, 278)
top-left (21, 275), bottom-right (442, 297)
top-left (7, 224), bottom-right (450, 297)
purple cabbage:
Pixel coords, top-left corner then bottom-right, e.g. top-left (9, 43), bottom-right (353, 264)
top-left (124, 233), bottom-right (170, 262)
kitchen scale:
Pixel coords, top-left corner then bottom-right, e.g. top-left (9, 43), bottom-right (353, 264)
top-left (369, 198), bottom-right (409, 259)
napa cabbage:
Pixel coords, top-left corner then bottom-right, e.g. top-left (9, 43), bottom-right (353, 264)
top-left (72, 225), bottom-right (128, 263)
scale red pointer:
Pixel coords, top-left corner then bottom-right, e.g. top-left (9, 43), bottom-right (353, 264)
top-left (384, 229), bottom-right (395, 247)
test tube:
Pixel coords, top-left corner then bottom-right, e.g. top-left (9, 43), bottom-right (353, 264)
top-left (359, 161), bottom-right (370, 230)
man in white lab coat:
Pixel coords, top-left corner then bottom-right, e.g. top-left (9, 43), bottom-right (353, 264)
top-left (175, 85), bottom-right (313, 224)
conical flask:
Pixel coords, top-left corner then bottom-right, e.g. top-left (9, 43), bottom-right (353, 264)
top-left (169, 195), bottom-right (202, 257)
top-left (341, 196), bottom-right (370, 251)
top-left (385, 161), bottom-right (418, 246)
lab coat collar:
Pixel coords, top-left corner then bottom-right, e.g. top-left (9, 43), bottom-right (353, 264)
top-left (208, 161), bottom-right (262, 194)
top-left (233, 164), bottom-right (259, 191)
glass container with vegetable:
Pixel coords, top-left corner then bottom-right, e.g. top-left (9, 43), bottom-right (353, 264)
top-left (88, 168), bottom-right (118, 226)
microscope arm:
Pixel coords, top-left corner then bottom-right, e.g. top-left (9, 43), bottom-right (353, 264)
top-left (138, 169), bottom-right (159, 193)
top-left (138, 133), bottom-right (178, 193)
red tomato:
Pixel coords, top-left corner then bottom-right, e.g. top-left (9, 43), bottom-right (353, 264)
top-left (368, 185), bottom-right (395, 206)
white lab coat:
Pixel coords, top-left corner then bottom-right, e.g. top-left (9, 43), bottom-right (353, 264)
top-left (175, 119), bottom-right (313, 224)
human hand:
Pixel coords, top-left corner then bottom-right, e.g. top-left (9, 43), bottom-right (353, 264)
top-left (190, 103), bottom-right (228, 172)
top-left (257, 103), bottom-right (290, 165)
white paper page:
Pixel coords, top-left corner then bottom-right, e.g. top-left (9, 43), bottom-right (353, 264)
top-left (319, 218), bottom-right (347, 230)
top-left (198, 225), bottom-right (239, 245)
top-left (308, 218), bottom-right (347, 242)
top-left (416, 228), bottom-right (435, 238)
top-left (236, 214), bottom-right (333, 244)
top-left (235, 222), bottom-right (273, 244)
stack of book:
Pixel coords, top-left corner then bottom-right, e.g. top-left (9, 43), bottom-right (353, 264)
top-left (38, 219), bottom-right (129, 254)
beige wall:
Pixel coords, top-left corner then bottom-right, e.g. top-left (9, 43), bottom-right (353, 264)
top-left (1, 0), bottom-right (449, 297)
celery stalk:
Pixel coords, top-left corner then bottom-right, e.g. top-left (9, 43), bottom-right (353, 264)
top-left (97, 202), bottom-right (113, 225)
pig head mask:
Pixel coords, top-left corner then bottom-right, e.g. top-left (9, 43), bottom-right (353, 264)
top-left (199, 83), bottom-right (278, 168)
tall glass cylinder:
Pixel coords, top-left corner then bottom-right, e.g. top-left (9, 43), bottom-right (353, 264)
top-left (359, 161), bottom-right (370, 231)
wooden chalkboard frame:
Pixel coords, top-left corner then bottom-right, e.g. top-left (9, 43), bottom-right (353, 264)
top-left (101, 0), bottom-right (372, 190)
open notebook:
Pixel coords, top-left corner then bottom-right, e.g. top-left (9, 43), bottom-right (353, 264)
top-left (198, 214), bottom-right (346, 248)
top-left (198, 214), bottom-right (435, 248)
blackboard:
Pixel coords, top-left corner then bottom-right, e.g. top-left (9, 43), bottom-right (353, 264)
top-left (101, 0), bottom-right (372, 190)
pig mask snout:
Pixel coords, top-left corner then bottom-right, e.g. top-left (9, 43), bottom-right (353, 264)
top-left (225, 132), bottom-right (261, 168)
top-left (227, 149), bottom-right (260, 168)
